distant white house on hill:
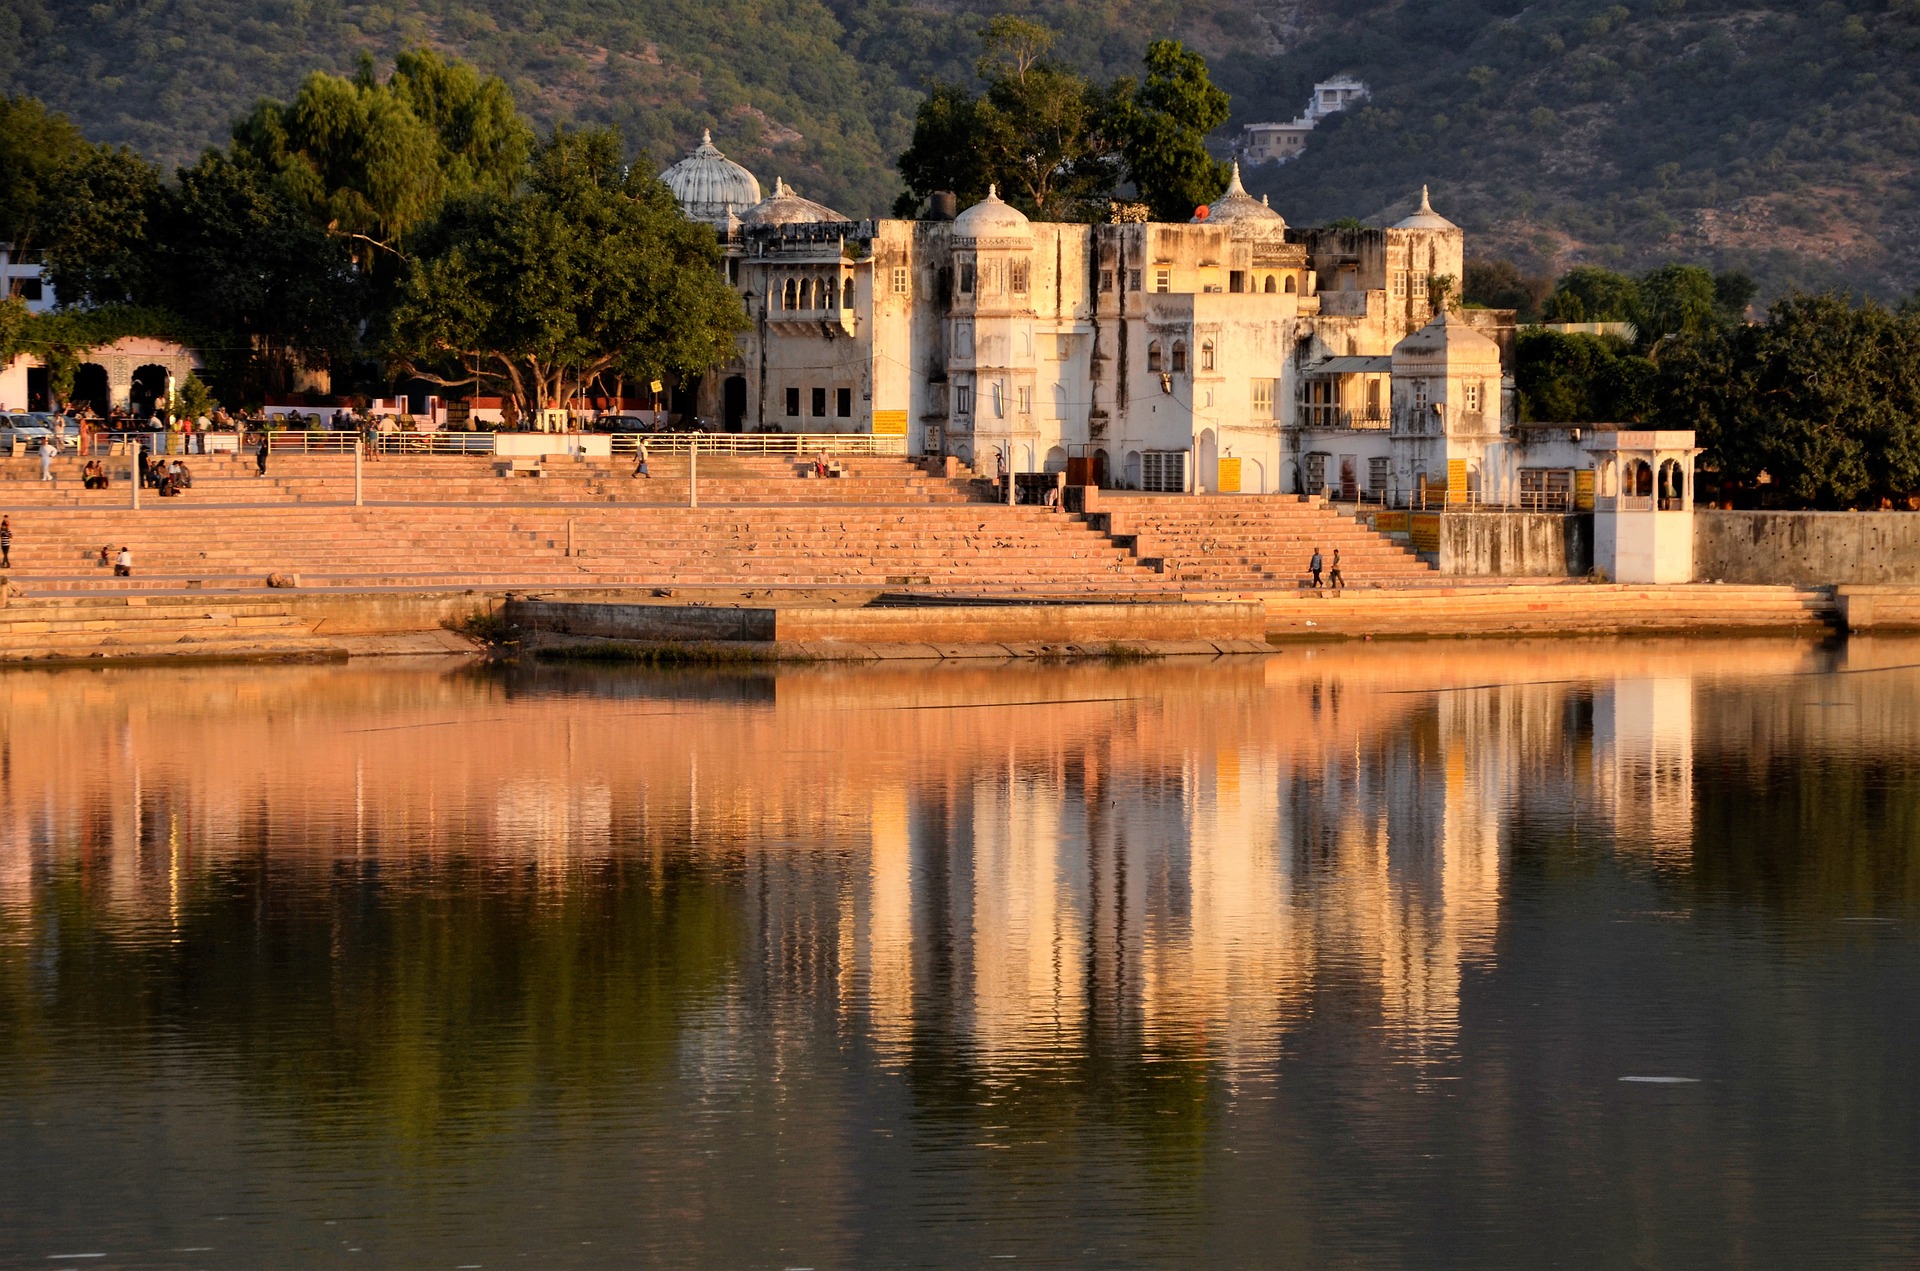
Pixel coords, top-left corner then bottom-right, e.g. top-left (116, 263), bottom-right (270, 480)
top-left (1239, 75), bottom-right (1370, 166)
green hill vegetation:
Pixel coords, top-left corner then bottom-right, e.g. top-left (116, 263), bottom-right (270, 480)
top-left (5, 0), bottom-right (1919, 296)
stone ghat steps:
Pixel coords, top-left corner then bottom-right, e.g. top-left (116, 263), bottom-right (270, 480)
top-left (0, 595), bottom-right (335, 660)
top-left (0, 471), bottom-right (983, 506)
top-left (1092, 495), bottom-right (1436, 583)
top-left (0, 505), bottom-right (1175, 593)
top-left (1265, 584), bottom-right (1838, 637)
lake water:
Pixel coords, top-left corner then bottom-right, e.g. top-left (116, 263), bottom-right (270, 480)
top-left (2, 639), bottom-right (1919, 1269)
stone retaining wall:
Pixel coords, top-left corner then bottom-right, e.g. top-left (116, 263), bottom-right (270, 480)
top-left (1696, 511), bottom-right (1920, 585)
top-left (1435, 511), bottom-right (1593, 577)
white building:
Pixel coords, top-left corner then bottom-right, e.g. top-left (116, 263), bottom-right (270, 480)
top-left (658, 135), bottom-right (1698, 554)
top-left (0, 244), bottom-right (55, 314)
top-left (1239, 75), bottom-right (1370, 166)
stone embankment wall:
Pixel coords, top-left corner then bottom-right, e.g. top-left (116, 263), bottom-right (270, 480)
top-left (1435, 512), bottom-right (1592, 577)
top-left (1696, 512), bottom-right (1920, 585)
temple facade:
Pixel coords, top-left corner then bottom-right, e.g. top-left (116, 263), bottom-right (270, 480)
top-left (662, 139), bottom-right (1610, 506)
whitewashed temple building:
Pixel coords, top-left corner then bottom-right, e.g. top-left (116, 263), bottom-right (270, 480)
top-left (658, 135), bottom-right (1620, 507)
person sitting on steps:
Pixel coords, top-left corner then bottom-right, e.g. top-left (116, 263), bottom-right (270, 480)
top-left (113, 546), bottom-right (132, 578)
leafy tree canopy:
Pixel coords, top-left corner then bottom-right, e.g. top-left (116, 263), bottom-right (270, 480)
top-left (0, 94), bottom-right (87, 257)
top-left (1106, 39), bottom-right (1231, 223)
top-left (387, 127), bottom-right (747, 420)
top-left (231, 48), bottom-right (531, 265)
top-left (894, 23), bottom-right (1228, 221)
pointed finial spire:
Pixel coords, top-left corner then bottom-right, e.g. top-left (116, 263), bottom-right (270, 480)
top-left (774, 176), bottom-right (786, 196)
top-left (1226, 160), bottom-right (1246, 197)
top-left (702, 128), bottom-right (713, 145)
top-left (1262, 194), bottom-right (1271, 207)
top-left (987, 182), bottom-right (999, 200)
top-left (1419, 184), bottom-right (1433, 213)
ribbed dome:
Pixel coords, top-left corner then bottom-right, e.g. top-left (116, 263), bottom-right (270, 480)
top-left (660, 130), bottom-right (762, 229)
top-left (737, 176), bottom-right (847, 227)
top-left (1193, 162), bottom-right (1286, 233)
top-left (951, 185), bottom-right (1031, 242)
top-left (1394, 184), bottom-right (1458, 231)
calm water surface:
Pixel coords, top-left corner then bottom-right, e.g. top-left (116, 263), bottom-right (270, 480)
top-left (2, 639), bottom-right (1919, 1269)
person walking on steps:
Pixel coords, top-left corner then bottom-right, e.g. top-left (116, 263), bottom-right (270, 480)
top-left (255, 435), bottom-right (269, 477)
top-left (1328, 548), bottom-right (1345, 591)
top-left (0, 517), bottom-right (12, 569)
top-left (1308, 546), bottom-right (1324, 589)
top-left (633, 440), bottom-right (651, 478)
top-left (40, 436), bottom-right (55, 482)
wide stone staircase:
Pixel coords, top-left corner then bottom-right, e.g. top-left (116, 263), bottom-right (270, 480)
top-left (1265, 582), bottom-right (1839, 637)
top-left (0, 455), bottom-right (1468, 599)
top-left (0, 504), bottom-right (1177, 594)
top-left (1089, 493), bottom-right (1437, 588)
top-left (0, 452), bottom-right (982, 507)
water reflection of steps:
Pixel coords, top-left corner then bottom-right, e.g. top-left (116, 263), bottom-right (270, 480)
top-left (0, 594), bottom-right (335, 661)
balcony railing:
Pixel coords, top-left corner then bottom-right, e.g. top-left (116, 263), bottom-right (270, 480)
top-left (1299, 404), bottom-right (1389, 431)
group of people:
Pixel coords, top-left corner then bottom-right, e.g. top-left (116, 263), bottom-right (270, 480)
top-left (0, 518), bottom-right (134, 575)
top-left (80, 460), bottom-right (112, 490)
top-left (138, 453), bottom-right (194, 496)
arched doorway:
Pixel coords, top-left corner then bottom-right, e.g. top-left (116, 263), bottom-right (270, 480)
top-left (1246, 458), bottom-right (1266, 494)
top-left (1092, 448), bottom-right (1110, 488)
top-left (1197, 429), bottom-right (1218, 493)
top-left (723, 375), bottom-right (747, 433)
top-left (130, 364), bottom-right (169, 417)
top-left (1043, 446), bottom-right (1068, 473)
top-left (1124, 449), bottom-right (1142, 489)
top-left (71, 364), bottom-right (109, 416)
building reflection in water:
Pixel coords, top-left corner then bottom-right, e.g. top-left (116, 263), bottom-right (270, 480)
top-left (0, 638), bottom-right (1856, 1096)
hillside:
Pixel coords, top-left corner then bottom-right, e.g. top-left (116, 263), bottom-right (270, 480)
top-left (4, 0), bottom-right (1919, 298)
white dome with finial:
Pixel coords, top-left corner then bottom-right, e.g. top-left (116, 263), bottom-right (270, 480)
top-left (1193, 161), bottom-right (1285, 233)
top-left (737, 176), bottom-right (848, 227)
top-left (660, 130), bottom-right (762, 229)
top-left (951, 185), bottom-right (1032, 243)
top-left (1394, 184), bottom-right (1458, 231)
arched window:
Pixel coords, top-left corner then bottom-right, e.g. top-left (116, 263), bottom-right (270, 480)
top-left (842, 277), bottom-right (855, 309)
top-left (1632, 459), bottom-right (1655, 497)
top-left (783, 278), bottom-right (798, 310)
top-left (1659, 458), bottom-right (1685, 508)
top-left (1284, 275), bottom-right (1297, 294)
top-left (1171, 341), bottom-right (1187, 373)
top-left (1201, 340), bottom-right (1215, 371)
top-left (1147, 340), bottom-right (1163, 372)
top-left (1263, 275), bottom-right (1277, 294)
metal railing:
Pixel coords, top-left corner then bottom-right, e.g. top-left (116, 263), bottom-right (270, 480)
top-left (607, 432), bottom-right (908, 456)
top-left (1299, 405), bottom-right (1389, 431)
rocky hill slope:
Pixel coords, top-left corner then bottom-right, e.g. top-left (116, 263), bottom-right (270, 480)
top-left (4, 0), bottom-right (1916, 297)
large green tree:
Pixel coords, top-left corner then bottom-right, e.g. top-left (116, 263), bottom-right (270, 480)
top-left (387, 127), bottom-right (746, 420)
top-left (232, 49), bottom-right (531, 268)
top-left (1107, 40), bottom-right (1231, 223)
top-left (0, 94), bottom-right (87, 259)
top-left (895, 18), bottom-right (1116, 220)
top-left (1664, 294), bottom-right (1920, 507)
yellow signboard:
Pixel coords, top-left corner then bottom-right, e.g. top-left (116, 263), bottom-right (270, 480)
top-left (1410, 512), bottom-right (1441, 554)
top-left (1216, 457), bottom-right (1241, 493)
top-left (1575, 468), bottom-right (1595, 511)
top-left (1447, 458), bottom-right (1468, 505)
top-left (871, 409), bottom-right (908, 436)
top-left (1374, 510), bottom-right (1409, 535)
